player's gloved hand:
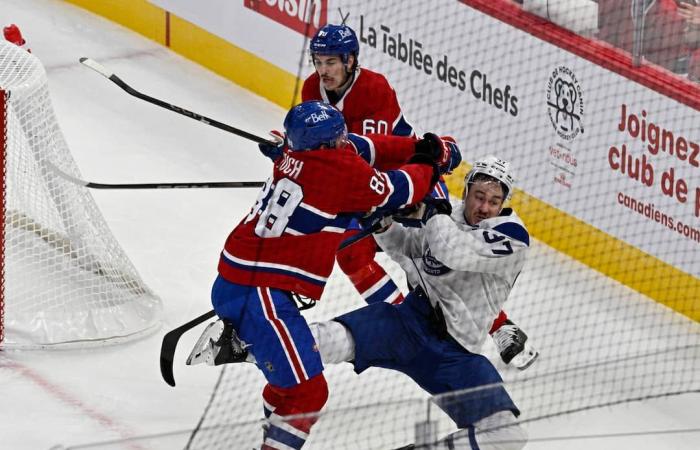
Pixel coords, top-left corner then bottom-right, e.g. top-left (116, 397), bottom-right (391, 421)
top-left (422, 197), bottom-right (453, 221)
top-left (359, 211), bottom-right (394, 233)
top-left (258, 130), bottom-right (286, 162)
top-left (412, 133), bottom-right (462, 174)
top-left (438, 136), bottom-right (462, 174)
top-left (392, 203), bottom-right (426, 228)
top-left (393, 197), bottom-right (452, 228)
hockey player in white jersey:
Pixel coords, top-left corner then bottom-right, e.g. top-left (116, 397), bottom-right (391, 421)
top-left (310, 155), bottom-right (530, 449)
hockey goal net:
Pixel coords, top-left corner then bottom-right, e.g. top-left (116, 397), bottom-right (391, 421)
top-left (0, 40), bottom-right (161, 348)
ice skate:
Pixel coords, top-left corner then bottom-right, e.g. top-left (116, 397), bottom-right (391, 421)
top-left (492, 320), bottom-right (539, 370)
top-left (186, 319), bottom-right (250, 366)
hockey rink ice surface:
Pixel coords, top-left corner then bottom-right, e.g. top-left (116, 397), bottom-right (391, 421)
top-left (1, 1), bottom-right (698, 449)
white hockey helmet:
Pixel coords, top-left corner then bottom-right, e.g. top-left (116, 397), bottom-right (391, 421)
top-left (465, 155), bottom-right (515, 200)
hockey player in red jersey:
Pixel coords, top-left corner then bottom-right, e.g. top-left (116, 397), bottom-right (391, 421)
top-left (189, 100), bottom-right (460, 450)
top-left (302, 24), bottom-right (414, 137)
top-left (300, 23), bottom-right (417, 307)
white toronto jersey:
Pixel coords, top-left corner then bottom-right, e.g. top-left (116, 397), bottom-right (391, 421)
top-left (374, 203), bottom-right (530, 353)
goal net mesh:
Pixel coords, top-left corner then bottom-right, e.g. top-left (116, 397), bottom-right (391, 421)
top-left (0, 39), bottom-right (162, 348)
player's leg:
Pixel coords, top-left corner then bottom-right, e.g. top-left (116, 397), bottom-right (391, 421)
top-left (411, 345), bottom-right (519, 427)
top-left (333, 291), bottom-right (429, 374)
top-left (308, 320), bottom-right (356, 364)
top-left (489, 311), bottom-right (539, 370)
top-left (336, 221), bottom-right (404, 305)
top-left (212, 277), bottom-right (327, 449)
top-left (395, 411), bottom-right (527, 450)
top-left (399, 340), bottom-right (525, 450)
top-left (260, 374), bottom-right (328, 450)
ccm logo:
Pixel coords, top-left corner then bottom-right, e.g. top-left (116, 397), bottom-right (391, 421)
top-left (244, 0), bottom-right (327, 37)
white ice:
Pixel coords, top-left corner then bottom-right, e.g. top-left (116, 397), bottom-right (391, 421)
top-left (0, 1), bottom-right (698, 449)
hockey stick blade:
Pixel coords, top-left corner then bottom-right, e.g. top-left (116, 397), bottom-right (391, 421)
top-left (46, 161), bottom-right (264, 190)
top-left (160, 309), bottom-right (217, 387)
top-left (79, 57), bottom-right (275, 145)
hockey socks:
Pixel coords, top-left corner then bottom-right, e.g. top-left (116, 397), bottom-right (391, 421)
top-left (261, 375), bottom-right (328, 450)
top-left (347, 261), bottom-right (404, 305)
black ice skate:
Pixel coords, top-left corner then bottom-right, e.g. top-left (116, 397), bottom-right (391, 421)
top-left (491, 320), bottom-right (539, 370)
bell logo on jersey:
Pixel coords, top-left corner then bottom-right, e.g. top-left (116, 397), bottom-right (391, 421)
top-left (244, 0), bottom-right (328, 38)
top-left (421, 248), bottom-right (451, 276)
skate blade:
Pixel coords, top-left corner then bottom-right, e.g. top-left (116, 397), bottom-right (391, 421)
top-left (513, 348), bottom-right (539, 370)
top-left (186, 321), bottom-right (221, 366)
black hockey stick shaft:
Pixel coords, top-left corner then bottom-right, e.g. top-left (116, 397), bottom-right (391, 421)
top-left (79, 57), bottom-right (275, 146)
top-left (46, 161), bottom-right (265, 190)
top-left (80, 180), bottom-right (264, 190)
top-left (160, 309), bottom-right (217, 387)
top-left (337, 218), bottom-right (386, 250)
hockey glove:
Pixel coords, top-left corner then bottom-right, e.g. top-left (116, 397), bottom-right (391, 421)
top-left (258, 130), bottom-right (286, 162)
top-left (412, 133), bottom-right (462, 175)
top-left (439, 136), bottom-right (462, 174)
top-left (359, 210), bottom-right (394, 233)
top-left (393, 197), bottom-right (452, 228)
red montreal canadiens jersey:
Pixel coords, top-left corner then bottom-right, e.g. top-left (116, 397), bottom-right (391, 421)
top-left (218, 135), bottom-right (433, 300)
top-left (302, 68), bottom-right (415, 137)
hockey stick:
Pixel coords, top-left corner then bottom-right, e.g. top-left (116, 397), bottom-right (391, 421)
top-left (46, 162), bottom-right (265, 190)
top-left (79, 57), bottom-right (276, 146)
top-left (160, 309), bottom-right (217, 387)
top-left (338, 202), bottom-right (428, 250)
top-left (337, 218), bottom-right (387, 250)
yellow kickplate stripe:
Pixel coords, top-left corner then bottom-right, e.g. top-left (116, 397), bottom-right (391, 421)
top-left (65, 0), bottom-right (166, 43)
top-left (167, 14), bottom-right (301, 108)
top-left (64, 0), bottom-right (301, 108)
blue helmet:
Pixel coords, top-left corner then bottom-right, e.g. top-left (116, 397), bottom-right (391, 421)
top-left (284, 100), bottom-right (347, 151)
top-left (309, 24), bottom-right (359, 64)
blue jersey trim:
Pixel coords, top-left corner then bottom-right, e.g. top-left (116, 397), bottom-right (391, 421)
top-left (493, 222), bottom-right (530, 246)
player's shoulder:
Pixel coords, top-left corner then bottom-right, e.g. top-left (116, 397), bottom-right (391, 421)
top-left (347, 68), bottom-right (398, 109)
top-left (356, 67), bottom-right (394, 90)
top-left (275, 149), bottom-right (366, 187)
top-left (484, 209), bottom-right (530, 246)
top-left (293, 147), bottom-right (366, 165)
top-left (301, 72), bottom-right (321, 100)
top-left (303, 71), bottom-right (320, 84)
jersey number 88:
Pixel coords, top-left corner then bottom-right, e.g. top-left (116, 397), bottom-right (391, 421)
top-left (245, 178), bottom-right (304, 238)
